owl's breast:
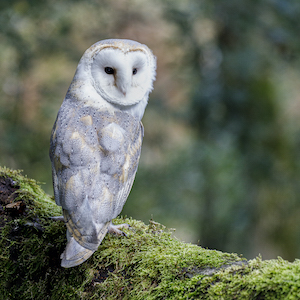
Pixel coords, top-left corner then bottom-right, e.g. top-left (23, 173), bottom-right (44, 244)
top-left (50, 100), bottom-right (143, 215)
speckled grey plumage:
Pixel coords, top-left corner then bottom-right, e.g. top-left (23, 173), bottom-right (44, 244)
top-left (50, 99), bottom-right (143, 248)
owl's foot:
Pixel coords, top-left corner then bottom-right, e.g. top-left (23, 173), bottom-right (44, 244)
top-left (108, 223), bottom-right (130, 237)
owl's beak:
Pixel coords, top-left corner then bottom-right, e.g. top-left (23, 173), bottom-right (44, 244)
top-left (116, 69), bottom-right (131, 97)
top-left (120, 89), bottom-right (127, 96)
top-left (117, 82), bottom-right (129, 97)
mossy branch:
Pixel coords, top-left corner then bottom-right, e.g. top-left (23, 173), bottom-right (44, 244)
top-left (1, 166), bottom-right (300, 299)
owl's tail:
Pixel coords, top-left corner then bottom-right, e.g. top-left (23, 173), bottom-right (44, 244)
top-left (60, 236), bottom-right (95, 268)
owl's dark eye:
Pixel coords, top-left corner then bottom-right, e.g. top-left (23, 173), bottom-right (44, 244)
top-left (132, 68), bottom-right (137, 75)
top-left (104, 67), bottom-right (114, 74)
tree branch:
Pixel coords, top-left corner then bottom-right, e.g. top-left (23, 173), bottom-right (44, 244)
top-left (1, 166), bottom-right (299, 299)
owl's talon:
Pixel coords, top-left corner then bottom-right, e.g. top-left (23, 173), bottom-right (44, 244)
top-left (108, 223), bottom-right (130, 237)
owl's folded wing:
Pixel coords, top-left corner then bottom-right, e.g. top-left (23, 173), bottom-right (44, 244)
top-left (50, 110), bottom-right (143, 251)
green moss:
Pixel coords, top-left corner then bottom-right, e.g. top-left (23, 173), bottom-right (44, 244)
top-left (187, 257), bottom-right (300, 299)
top-left (0, 166), bottom-right (61, 218)
top-left (1, 167), bottom-right (300, 299)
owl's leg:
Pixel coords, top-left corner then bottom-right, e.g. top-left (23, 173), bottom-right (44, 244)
top-left (108, 222), bottom-right (130, 237)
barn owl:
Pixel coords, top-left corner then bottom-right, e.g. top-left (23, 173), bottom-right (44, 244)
top-left (49, 39), bottom-right (156, 268)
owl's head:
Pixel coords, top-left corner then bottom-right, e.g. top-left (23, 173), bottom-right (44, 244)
top-left (69, 39), bottom-right (156, 108)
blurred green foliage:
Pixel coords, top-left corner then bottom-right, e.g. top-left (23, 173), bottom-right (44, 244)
top-left (1, 0), bottom-right (300, 261)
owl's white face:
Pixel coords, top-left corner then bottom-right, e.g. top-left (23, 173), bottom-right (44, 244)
top-left (67, 39), bottom-right (156, 119)
top-left (91, 47), bottom-right (154, 106)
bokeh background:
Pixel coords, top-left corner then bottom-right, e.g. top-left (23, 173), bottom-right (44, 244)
top-left (1, 0), bottom-right (300, 261)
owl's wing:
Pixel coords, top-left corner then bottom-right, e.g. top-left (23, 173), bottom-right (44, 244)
top-left (110, 121), bottom-right (144, 220)
top-left (50, 102), bottom-right (143, 254)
